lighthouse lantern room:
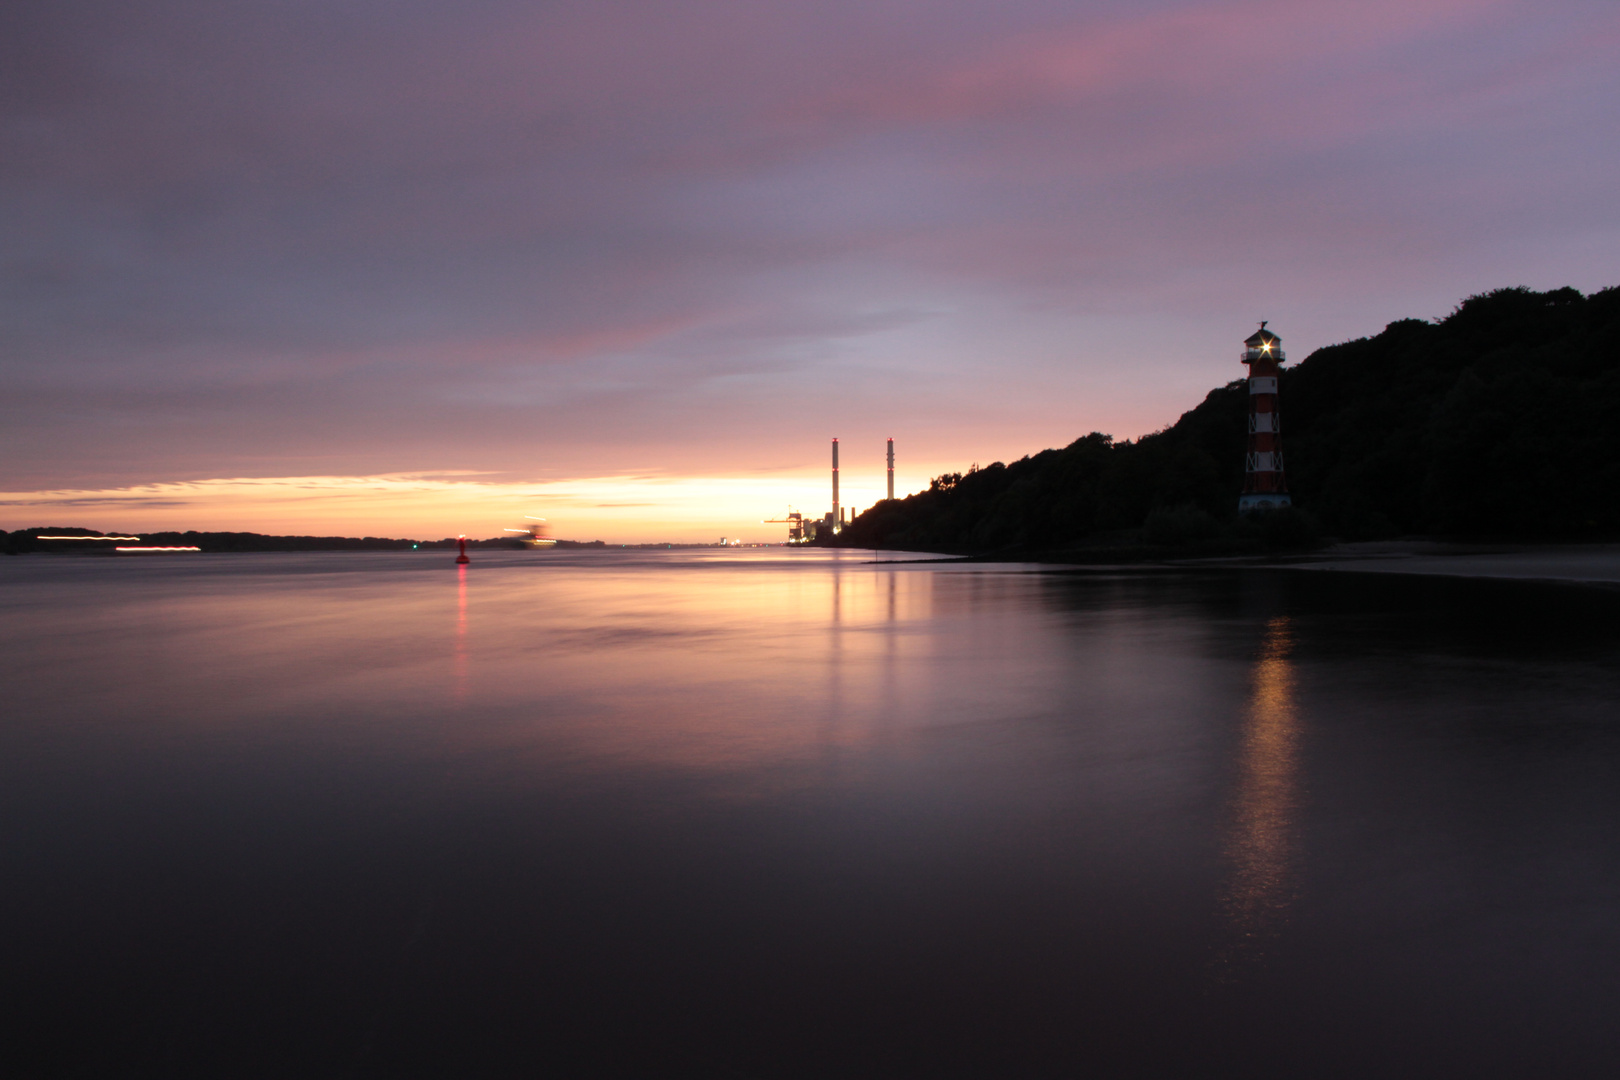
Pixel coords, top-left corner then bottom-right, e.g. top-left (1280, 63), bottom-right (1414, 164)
top-left (1239, 322), bottom-right (1292, 513)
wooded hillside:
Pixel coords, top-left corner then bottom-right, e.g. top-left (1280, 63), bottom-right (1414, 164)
top-left (836, 286), bottom-right (1620, 553)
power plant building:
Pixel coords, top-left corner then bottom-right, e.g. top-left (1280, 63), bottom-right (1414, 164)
top-left (763, 437), bottom-right (893, 542)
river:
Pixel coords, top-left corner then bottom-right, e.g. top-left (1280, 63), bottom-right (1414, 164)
top-left (4, 548), bottom-right (1619, 1076)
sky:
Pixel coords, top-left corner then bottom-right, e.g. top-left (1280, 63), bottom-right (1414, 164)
top-left (3, 0), bottom-right (1617, 542)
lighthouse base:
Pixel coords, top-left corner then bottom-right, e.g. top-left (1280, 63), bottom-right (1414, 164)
top-left (1238, 493), bottom-right (1292, 514)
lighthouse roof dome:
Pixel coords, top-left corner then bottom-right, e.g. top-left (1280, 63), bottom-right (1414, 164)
top-left (1245, 325), bottom-right (1281, 347)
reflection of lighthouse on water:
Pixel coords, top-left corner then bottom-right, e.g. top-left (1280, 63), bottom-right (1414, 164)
top-left (1215, 615), bottom-right (1302, 976)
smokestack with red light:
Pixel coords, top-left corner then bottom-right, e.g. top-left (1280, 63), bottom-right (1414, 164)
top-left (1239, 322), bottom-right (1292, 513)
top-left (887, 438), bottom-right (894, 501)
top-left (832, 438), bottom-right (840, 528)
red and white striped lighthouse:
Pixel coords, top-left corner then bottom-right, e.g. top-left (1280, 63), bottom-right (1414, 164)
top-left (1239, 322), bottom-right (1292, 513)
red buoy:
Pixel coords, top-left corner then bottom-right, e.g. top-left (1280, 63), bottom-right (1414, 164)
top-left (455, 535), bottom-right (470, 564)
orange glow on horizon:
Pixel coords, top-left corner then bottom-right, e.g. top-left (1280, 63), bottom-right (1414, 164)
top-left (0, 469), bottom-right (934, 544)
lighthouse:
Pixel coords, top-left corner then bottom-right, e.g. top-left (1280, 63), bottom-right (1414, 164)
top-left (1239, 322), bottom-right (1292, 513)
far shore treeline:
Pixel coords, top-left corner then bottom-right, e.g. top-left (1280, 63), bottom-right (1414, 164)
top-left (0, 530), bottom-right (609, 555)
top-left (831, 286), bottom-right (1620, 556)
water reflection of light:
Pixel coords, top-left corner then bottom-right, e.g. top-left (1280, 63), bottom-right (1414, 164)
top-left (449, 558), bottom-right (947, 778)
top-left (822, 559), bottom-right (847, 762)
top-left (1217, 615), bottom-right (1300, 973)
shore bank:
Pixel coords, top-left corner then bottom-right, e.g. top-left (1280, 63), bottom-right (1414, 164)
top-left (1257, 541), bottom-right (1620, 588)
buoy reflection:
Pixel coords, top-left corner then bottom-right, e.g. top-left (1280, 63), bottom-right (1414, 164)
top-left (454, 563), bottom-right (468, 703)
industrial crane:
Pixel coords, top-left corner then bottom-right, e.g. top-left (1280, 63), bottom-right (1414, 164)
top-left (762, 508), bottom-right (807, 543)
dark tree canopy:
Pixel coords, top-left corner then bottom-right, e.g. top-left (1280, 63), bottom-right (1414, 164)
top-left (836, 286), bottom-right (1620, 554)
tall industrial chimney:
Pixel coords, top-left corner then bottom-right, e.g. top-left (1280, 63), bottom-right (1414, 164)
top-left (831, 438), bottom-right (840, 527)
top-left (886, 438), bottom-right (894, 501)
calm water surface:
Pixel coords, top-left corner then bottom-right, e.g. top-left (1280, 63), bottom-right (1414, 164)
top-left (4, 549), bottom-right (1620, 1076)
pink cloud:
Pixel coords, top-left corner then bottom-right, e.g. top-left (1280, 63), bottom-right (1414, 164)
top-left (778, 1), bottom-right (1515, 159)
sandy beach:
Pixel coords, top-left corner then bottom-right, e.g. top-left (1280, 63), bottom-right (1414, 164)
top-left (1277, 542), bottom-right (1620, 588)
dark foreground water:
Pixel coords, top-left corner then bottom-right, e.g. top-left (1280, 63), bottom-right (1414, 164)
top-left (4, 549), bottom-right (1620, 1077)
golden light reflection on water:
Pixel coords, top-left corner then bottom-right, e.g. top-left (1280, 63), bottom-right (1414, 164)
top-left (1216, 615), bottom-right (1300, 973)
top-left (12, 552), bottom-right (1057, 795)
top-left (433, 554), bottom-right (959, 783)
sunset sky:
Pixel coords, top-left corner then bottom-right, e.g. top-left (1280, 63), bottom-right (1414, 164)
top-left (3, 0), bottom-right (1617, 542)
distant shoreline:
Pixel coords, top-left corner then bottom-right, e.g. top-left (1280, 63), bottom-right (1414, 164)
top-left (0, 530), bottom-right (747, 555)
top-left (12, 531), bottom-right (1620, 589)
